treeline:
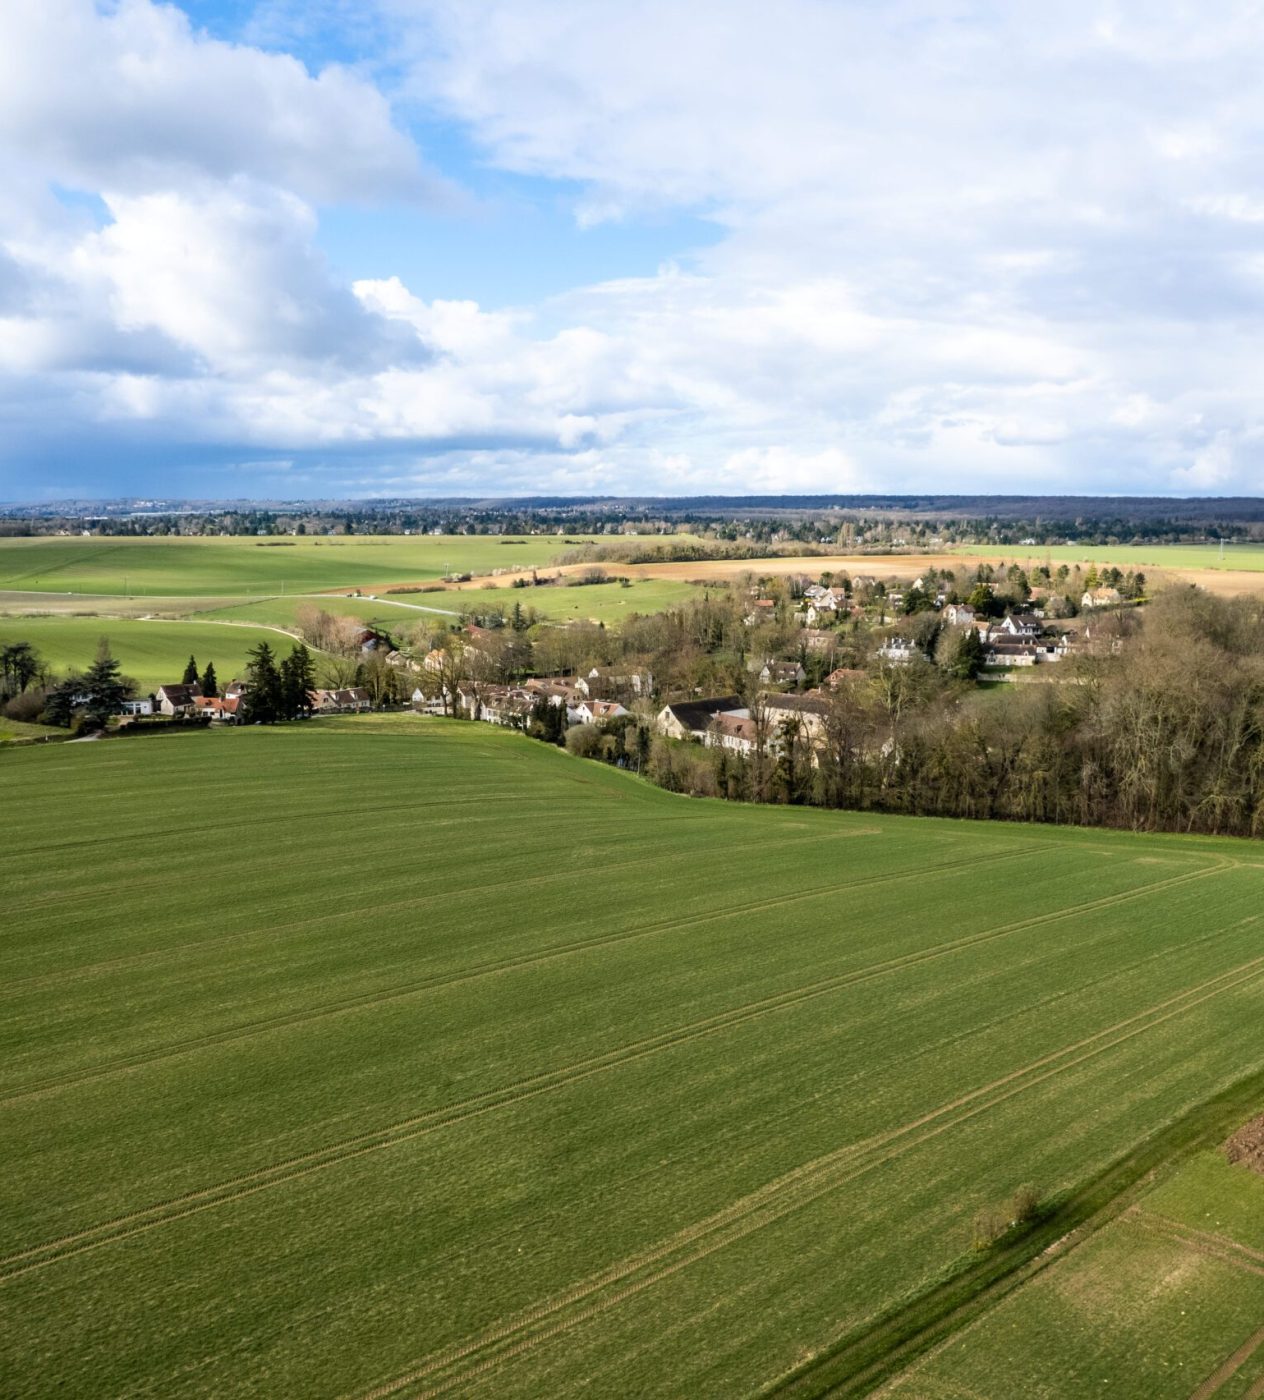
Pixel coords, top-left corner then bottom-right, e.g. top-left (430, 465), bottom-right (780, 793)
top-left (647, 590), bottom-right (1263, 838)
top-left (0, 637), bottom-right (320, 730)
top-left (494, 587), bottom-right (1263, 840)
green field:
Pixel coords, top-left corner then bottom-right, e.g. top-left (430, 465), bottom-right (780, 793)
top-left (887, 1150), bottom-right (1264, 1399)
top-left (0, 534), bottom-right (597, 597)
top-left (452, 577), bottom-right (706, 623)
top-left (0, 717), bottom-right (61, 744)
top-left (0, 615), bottom-right (307, 692)
top-left (3, 717), bottom-right (1264, 1397)
top-left (956, 542), bottom-right (1264, 573)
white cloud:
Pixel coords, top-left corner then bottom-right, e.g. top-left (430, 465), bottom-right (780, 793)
top-left (7, 1), bottom-right (1264, 496)
top-left (0, 0), bottom-right (432, 205)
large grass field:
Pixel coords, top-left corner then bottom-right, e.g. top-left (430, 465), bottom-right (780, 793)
top-left (0, 615), bottom-right (308, 692)
top-left (956, 542), bottom-right (1264, 573)
top-left (2, 717), bottom-right (1264, 1397)
top-left (885, 1149), bottom-right (1264, 1399)
top-left (450, 577), bottom-right (706, 623)
top-left (0, 534), bottom-right (599, 596)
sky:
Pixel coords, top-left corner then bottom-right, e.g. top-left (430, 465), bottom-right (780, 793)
top-left (2, 2), bottom-right (1264, 501)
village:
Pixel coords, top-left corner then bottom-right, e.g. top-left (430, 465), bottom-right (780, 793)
top-left (33, 558), bottom-right (1138, 769)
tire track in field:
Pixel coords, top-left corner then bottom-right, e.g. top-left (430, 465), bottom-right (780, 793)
top-left (353, 949), bottom-right (1264, 1400)
top-left (0, 863), bottom-right (1242, 1285)
top-left (0, 840), bottom-right (1055, 1103)
top-left (1189, 1322), bottom-right (1264, 1400)
top-left (0, 828), bottom-right (890, 994)
top-left (0, 813), bottom-right (717, 923)
top-left (0, 541), bottom-right (128, 589)
top-left (0, 793), bottom-right (694, 863)
top-left (1131, 1209), bottom-right (1264, 1272)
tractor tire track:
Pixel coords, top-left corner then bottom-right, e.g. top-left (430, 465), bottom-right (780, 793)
top-left (0, 900), bottom-right (1252, 1293)
top-left (350, 948), bottom-right (1264, 1400)
top-left (2, 840), bottom-right (1097, 1103)
top-left (1, 829), bottom-right (886, 991)
top-left (1132, 1210), bottom-right (1264, 1273)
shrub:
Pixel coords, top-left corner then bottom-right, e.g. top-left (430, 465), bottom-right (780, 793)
top-left (564, 723), bottom-right (603, 759)
top-left (971, 1205), bottom-right (1008, 1251)
top-left (4, 689), bottom-right (48, 723)
top-left (1011, 1184), bottom-right (1041, 1224)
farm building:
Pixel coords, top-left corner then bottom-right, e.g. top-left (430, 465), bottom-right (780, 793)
top-left (656, 696), bottom-right (748, 741)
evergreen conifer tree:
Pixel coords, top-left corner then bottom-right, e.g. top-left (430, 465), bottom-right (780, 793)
top-left (200, 661), bottom-right (218, 698)
top-left (182, 655), bottom-right (199, 686)
top-left (279, 644), bottom-right (315, 719)
top-left (951, 629), bottom-right (986, 680)
top-left (242, 642), bottom-right (282, 722)
top-left (81, 650), bottom-right (133, 727)
top-left (43, 676), bottom-right (83, 727)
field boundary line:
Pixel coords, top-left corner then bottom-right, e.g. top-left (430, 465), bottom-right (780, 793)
top-left (0, 842), bottom-right (1050, 1101)
top-left (335, 952), bottom-right (1264, 1399)
top-left (1, 876), bottom-right (1253, 1290)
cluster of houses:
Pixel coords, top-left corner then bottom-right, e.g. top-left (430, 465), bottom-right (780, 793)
top-left (411, 665), bottom-right (652, 728)
top-left (147, 680), bottom-right (372, 721)
top-left (939, 607), bottom-right (1076, 668)
top-left (656, 691), bottom-right (830, 758)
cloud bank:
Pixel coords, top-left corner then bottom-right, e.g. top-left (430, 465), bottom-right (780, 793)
top-left (3, 0), bottom-right (1264, 497)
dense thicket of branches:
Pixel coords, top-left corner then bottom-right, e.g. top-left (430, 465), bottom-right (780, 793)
top-left (508, 586), bottom-right (1264, 840)
top-left (670, 589), bottom-right (1263, 838)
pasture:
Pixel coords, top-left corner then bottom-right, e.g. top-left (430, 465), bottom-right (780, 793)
top-left (885, 1149), bottom-right (1264, 1399)
top-left (2, 717), bottom-right (1263, 1397)
top-left (0, 534), bottom-right (597, 597)
top-left (955, 541), bottom-right (1264, 574)
top-left (0, 615), bottom-right (306, 693)
top-left (451, 576), bottom-right (706, 623)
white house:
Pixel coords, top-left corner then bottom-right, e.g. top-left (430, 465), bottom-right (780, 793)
top-left (574, 698), bottom-right (629, 725)
top-left (757, 659), bottom-right (807, 687)
top-left (155, 683), bottom-right (198, 717)
top-left (705, 713), bottom-right (760, 757)
top-left (311, 687), bottom-right (372, 713)
top-left (999, 612), bottom-right (1042, 637)
top-left (876, 637), bottom-right (918, 665)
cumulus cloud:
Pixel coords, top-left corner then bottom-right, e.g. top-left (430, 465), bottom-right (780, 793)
top-left (0, 0), bottom-right (433, 204)
top-left (6, 1), bottom-right (1264, 496)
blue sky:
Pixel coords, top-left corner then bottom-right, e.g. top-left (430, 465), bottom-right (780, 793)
top-left (2, 1), bottom-right (1264, 501)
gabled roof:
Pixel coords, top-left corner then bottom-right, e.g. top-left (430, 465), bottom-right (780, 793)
top-left (661, 696), bottom-right (745, 731)
top-left (712, 713), bottom-right (758, 742)
top-left (762, 692), bottom-right (829, 716)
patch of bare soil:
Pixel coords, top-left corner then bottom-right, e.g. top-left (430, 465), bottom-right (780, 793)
top-left (1225, 1113), bottom-right (1264, 1174)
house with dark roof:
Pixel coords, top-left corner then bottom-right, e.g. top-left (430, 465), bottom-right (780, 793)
top-left (1000, 612), bottom-right (1043, 637)
top-left (156, 683), bottom-right (198, 717)
top-left (311, 687), bottom-right (372, 713)
top-left (757, 659), bottom-right (807, 688)
top-left (761, 691), bottom-right (829, 742)
top-left (655, 696), bottom-right (748, 741)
